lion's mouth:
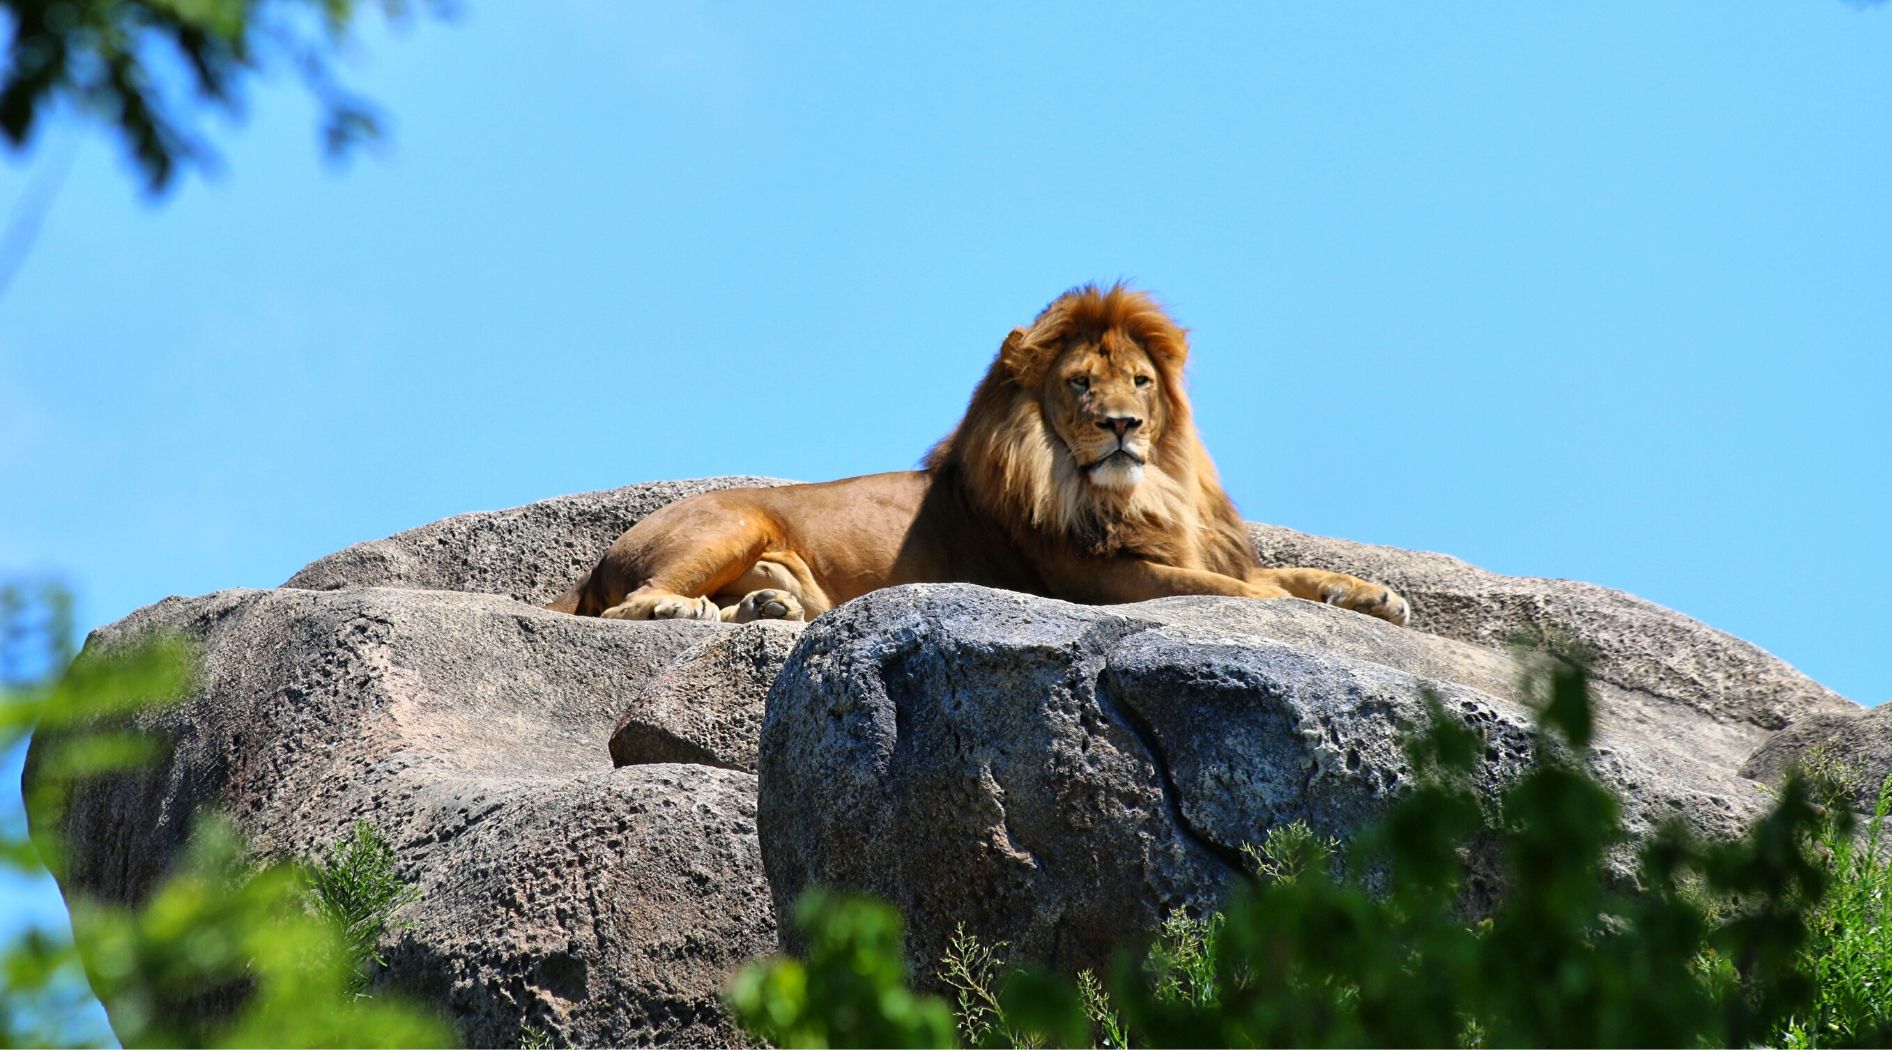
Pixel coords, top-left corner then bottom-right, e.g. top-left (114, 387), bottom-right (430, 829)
top-left (1084, 448), bottom-right (1146, 472)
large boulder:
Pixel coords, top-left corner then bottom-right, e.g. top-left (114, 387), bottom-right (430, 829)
top-left (1741, 702), bottom-right (1892, 813)
top-left (285, 477), bottom-right (1856, 736)
top-left (1246, 525), bottom-right (1855, 732)
top-left (757, 583), bottom-right (1816, 976)
top-left (33, 476), bottom-right (1870, 1043)
top-left (41, 586), bottom-right (775, 1048)
top-left (284, 476), bottom-right (795, 605)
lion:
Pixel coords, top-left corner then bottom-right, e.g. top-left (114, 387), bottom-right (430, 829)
top-left (547, 284), bottom-right (1409, 627)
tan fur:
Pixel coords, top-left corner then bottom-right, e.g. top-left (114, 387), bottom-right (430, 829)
top-left (549, 284), bottom-right (1409, 627)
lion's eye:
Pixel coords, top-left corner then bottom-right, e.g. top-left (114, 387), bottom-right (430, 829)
top-left (1134, 375), bottom-right (1152, 387)
top-left (1069, 376), bottom-right (1091, 392)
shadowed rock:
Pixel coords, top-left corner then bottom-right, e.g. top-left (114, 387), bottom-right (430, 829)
top-left (1742, 702), bottom-right (1892, 813)
top-left (758, 583), bottom-right (1826, 976)
top-left (32, 476), bottom-right (1871, 1043)
top-left (610, 621), bottom-right (804, 774)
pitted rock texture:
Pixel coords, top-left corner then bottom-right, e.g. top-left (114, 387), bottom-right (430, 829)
top-left (611, 621), bottom-right (805, 774)
top-left (758, 584), bottom-right (1808, 976)
top-left (34, 476), bottom-right (1873, 1044)
top-left (1246, 524), bottom-right (1857, 731)
top-left (40, 587), bottom-right (773, 1048)
top-left (284, 476), bottom-right (795, 605)
top-left (1741, 702), bottom-right (1892, 813)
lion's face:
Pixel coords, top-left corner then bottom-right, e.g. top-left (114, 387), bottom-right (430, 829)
top-left (1043, 331), bottom-right (1166, 492)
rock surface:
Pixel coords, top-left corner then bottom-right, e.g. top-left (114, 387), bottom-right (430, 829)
top-left (1741, 702), bottom-right (1892, 812)
top-left (34, 476), bottom-right (1873, 1044)
top-left (284, 476), bottom-right (794, 606)
top-left (1246, 524), bottom-right (1856, 732)
top-left (758, 584), bottom-right (1798, 975)
top-left (46, 586), bottom-right (774, 1048)
top-left (610, 621), bottom-right (805, 774)
top-left (284, 476), bottom-right (1858, 733)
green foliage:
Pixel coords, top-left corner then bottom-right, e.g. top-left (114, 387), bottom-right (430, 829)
top-left (1239, 821), bottom-right (1336, 887)
top-left (1074, 969), bottom-right (1124, 1050)
top-left (733, 654), bottom-right (1889, 1049)
top-left (304, 820), bottom-right (420, 991)
top-left (1141, 910), bottom-right (1221, 1013)
top-left (727, 889), bottom-right (957, 1049)
top-left (939, 924), bottom-right (1028, 1048)
top-left (1, 580), bottom-right (452, 1047)
top-left (0, 0), bottom-right (438, 192)
top-left (69, 816), bottom-right (451, 1048)
top-left (1778, 762), bottom-right (1892, 1048)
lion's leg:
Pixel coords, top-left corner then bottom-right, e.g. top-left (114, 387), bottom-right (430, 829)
top-left (713, 552), bottom-right (828, 623)
top-left (601, 589), bottom-right (723, 622)
top-left (1249, 567), bottom-right (1410, 627)
top-left (593, 495), bottom-right (782, 622)
top-left (1063, 559), bottom-right (1408, 627)
top-left (1067, 560), bottom-right (1289, 604)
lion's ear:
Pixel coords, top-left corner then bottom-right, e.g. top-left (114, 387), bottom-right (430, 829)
top-left (998, 327), bottom-right (1039, 382)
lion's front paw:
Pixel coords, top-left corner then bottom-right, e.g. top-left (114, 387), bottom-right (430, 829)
top-left (1319, 577), bottom-right (1411, 627)
top-left (726, 588), bottom-right (805, 624)
top-left (650, 595), bottom-right (723, 622)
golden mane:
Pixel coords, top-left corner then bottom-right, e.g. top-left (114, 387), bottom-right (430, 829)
top-left (925, 283), bottom-right (1255, 571)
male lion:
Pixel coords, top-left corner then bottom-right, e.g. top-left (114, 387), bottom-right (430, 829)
top-left (548, 284), bottom-right (1409, 627)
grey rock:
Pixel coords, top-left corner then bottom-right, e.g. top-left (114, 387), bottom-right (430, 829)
top-left (611, 621), bottom-right (805, 774)
top-left (759, 583), bottom-right (1811, 976)
top-left (1741, 703), bottom-right (1892, 813)
top-left (38, 476), bottom-right (1875, 1043)
top-left (288, 477), bottom-right (1860, 733)
top-left (284, 476), bottom-right (795, 605)
top-left (39, 587), bottom-right (774, 1048)
top-left (285, 477), bottom-right (1859, 734)
top-left (1247, 523), bottom-right (1859, 729)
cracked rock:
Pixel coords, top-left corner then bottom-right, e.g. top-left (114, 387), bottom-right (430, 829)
top-left (34, 586), bottom-right (775, 1048)
top-left (30, 478), bottom-right (1869, 1041)
top-left (757, 582), bottom-right (1837, 977)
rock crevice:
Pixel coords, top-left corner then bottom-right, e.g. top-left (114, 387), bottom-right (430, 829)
top-left (31, 477), bottom-right (1873, 1045)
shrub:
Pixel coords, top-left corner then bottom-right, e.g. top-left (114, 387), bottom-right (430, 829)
top-left (1778, 762), bottom-right (1892, 1048)
top-left (305, 821), bottom-right (423, 992)
top-left (733, 655), bottom-right (1876, 1049)
top-left (728, 889), bottom-right (958, 1049)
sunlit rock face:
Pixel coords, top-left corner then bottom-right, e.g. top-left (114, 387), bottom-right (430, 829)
top-left (34, 477), bottom-right (1862, 1045)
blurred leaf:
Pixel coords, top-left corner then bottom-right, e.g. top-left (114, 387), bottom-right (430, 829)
top-left (3, 581), bottom-right (451, 1048)
top-left (0, 0), bottom-right (442, 193)
top-left (729, 891), bottom-right (957, 1049)
top-left (997, 968), bottom-right (1089, 1048)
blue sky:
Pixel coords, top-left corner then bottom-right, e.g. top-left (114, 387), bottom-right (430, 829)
top-left (2, 0), bottom-right (1888, 1030)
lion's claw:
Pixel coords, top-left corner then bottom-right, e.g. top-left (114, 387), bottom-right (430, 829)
top-left (651, 596), bottom-right (721, 622)
top-left (1320, 580), bottom-right (1411, 627)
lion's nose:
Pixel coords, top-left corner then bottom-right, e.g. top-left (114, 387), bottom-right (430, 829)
top-left (1097, 416), bottom-right (1142, 438)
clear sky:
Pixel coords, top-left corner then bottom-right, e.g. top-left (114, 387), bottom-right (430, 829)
top-left (2, 0), bottom-right (1888, 1029)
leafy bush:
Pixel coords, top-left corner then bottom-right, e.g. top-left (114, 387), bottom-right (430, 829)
top-left (1, 581), bottom-right (452, 1047)
top-left (733, 655), bottom-right (1890, 1049)
top-left (727, 889), bottom-right (958, 1049)
top-left (1779, 761), bottom-right (1892, 1048)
